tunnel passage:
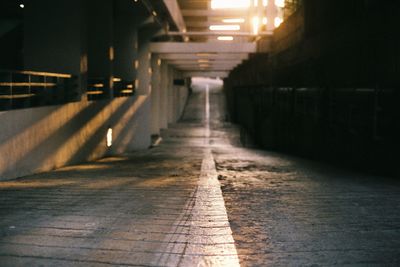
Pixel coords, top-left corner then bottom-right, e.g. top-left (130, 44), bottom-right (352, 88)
top-left (1, 80), bottom-right (399, 266)
top-left (1, 0), bottom-right (400, 266)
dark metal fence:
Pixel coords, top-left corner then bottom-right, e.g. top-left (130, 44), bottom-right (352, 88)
top-left (0, 70), bottom-right (79, 111)
top-left (87, 77), bottom-right (135, 101)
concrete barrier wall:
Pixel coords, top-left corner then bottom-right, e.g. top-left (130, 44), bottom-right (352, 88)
top-left (227, 86), bottom-right (400, 176)
top-left (0, 96), bottom-right (151, 181)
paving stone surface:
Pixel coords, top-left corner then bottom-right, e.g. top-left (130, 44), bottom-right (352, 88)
top-left (0, 83), bottom-right (240, 266)
top-left (1, 83), bottom-right (400, 266)
top-left (214, 147), bottom-right (400, 266)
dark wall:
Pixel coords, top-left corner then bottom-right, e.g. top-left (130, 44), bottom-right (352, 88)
top-left (227, 86), bottom-right (400, 175)
top-left (225, 0), bottom-right (400, 175)
top-left (24, 0), bottom-right (86, 75)
top-left (0, 1), bottom-right (24, 69)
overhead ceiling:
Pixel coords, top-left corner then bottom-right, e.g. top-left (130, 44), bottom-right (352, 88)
top-left (153, 0), bottom-right (278, 78)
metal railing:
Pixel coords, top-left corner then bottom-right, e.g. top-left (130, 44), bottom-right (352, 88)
top-left (87, 77), bottom-right (135, 101)
top-left (113, 78), bottom-right (135, 98)
top-left (0, 70), bottom-right (78, 111)
top-left (87, 77), bottom-right (109, 101)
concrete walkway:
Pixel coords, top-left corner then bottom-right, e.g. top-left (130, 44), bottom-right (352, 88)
top-left (1, 84), bottom-right (400, 266)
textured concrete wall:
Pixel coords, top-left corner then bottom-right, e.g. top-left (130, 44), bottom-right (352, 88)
top-left (0, 0), bottom-right (190, 181)
top-left (0, 96), bottom-right (150, 181)
top-left (224, 0), bottom-right (400, 175)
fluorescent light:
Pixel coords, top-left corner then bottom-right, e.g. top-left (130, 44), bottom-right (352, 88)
top-left (222, 18), bottom-right (245, 23)
top-left (263, 0), bottom-right (268, 6)
top-left (274, 17), bottom-right (283, 27)
top-left (211, 0), bottom-right (250, 9)
top-left (275, 0), bottom-right (285, 8)
top-left (218, 36), bottom-right (234, 41)
top-left (210, 25), bottom-right (240, 31)
top-left (198, 59), bottom-right (210, 63)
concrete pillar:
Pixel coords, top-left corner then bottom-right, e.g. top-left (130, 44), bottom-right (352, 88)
top-left (167, 65), bottom-right (175, 124)
top-left (159, 62), bottom-right (169, 129)
top-left (174, 70), bottom-right (180, 121)
top-left (137, 26), bottom-right (160, 95)
top-left (87, 0), bottom-right (114, 98)
top-left (135, 20), bottom-right (162, 146)
top-left (23, 0), bottom-right (86, 92)
top-left (113, 12), bottom-right (138, 82)
top-left (150, 55), bottom-right (162, 135)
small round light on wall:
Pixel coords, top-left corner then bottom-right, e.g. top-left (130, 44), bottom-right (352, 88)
top-left (19, 3), bottom-right (25, 8)
top-left (106, 128), bottom-right (113, 147)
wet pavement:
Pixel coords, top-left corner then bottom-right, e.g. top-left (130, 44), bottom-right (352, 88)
top-left (0, 83), bottom-right (400, 266)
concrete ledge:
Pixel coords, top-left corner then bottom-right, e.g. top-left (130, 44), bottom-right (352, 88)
top-left (0, 95), bottom-right (151, 181)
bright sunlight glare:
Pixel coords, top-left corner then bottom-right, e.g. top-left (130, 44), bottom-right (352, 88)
top-left (211, 0), bottom-right (250, 9)
top-left (222, 18), bottom-right (245, 23)
top-left (274, 17), bottom-right (283, 27)
top-left (210, 25), bottom-right (241, 31)
top-left (275, 0), bottom-right (285, 8)
top-left (252, 16), bottom-right (260, 35)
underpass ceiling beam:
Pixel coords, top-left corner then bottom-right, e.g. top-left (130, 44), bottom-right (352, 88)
top-left (163, 0), bottom-right (186, 32)
top-left (150, 42), bottom-right (257, 54)
top-left (182, 71), bottom-right (229, 78)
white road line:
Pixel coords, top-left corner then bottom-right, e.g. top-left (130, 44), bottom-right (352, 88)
top-left (187, 148), bottom-right (241, 266)
top-left (153, 84), bottom-right (240, 266)
top-left (205, 84), bottom-right (210, 138)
